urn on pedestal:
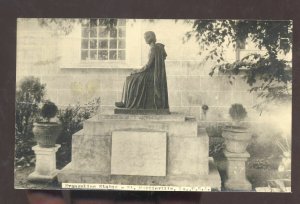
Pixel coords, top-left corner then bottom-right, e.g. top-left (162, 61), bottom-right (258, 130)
top-left (222, 104), bottom-right (252, 191)
top-left (33, 100), bottom-right (61, 147)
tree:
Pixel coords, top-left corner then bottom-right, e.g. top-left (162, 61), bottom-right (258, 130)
top-left (185, 20), bottom-right (292, 109)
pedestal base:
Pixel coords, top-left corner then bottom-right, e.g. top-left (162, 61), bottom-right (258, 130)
top-left (28, 145), bottom-right (60, 182)
top-left (224, 150), bottom-right (252, 191)
top-left (57, 113), bottom-right (221, 190)
top-left (28, 170), bottom-right (58, 181)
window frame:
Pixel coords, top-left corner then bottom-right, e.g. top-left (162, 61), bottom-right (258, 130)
top-left (80, 18), bottom-right (127, 62)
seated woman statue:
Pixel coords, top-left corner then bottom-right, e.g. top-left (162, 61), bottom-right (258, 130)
top-left (115, 31), bottom-right (169, 111)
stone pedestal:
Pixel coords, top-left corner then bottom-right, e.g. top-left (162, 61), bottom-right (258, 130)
top-left (28, 145), bottom-right (60, 181)
top-left (57, 113), bottom-right (221, 190)
top-left (224, 150), bottom-right (252, 191)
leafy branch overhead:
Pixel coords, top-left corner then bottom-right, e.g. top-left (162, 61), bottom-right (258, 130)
top-left (186, 20), bottom-right (292, 103)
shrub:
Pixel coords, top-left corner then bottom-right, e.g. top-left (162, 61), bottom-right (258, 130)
top-left (229, 103), bottom-right (247, 123)
top-left (15, 76), bottom-right (46, 167)
top-left (40, 100), bottom-right (58, 122)
top-left (56, 97), bottom-right (100, 168)
top-left (15, 76), bottom-right (46, 135)
top-left (206, 125), bottom-right (223, 137)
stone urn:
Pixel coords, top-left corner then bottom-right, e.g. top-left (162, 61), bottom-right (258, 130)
top-left (33, 122), bottom-right (62, 147)
top-left (222, 125), bottom-right (252, 153)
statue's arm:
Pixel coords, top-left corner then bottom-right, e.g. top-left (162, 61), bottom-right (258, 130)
top-left (132, 47), bottom-right (155, 74)
top-left (142, 47), bottom-right (155, 71)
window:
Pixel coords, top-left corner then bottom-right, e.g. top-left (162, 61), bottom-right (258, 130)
top-left (81, 19), bottom-right (126, 61)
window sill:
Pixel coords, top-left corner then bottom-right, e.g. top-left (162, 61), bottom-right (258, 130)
top-left (60, 61), bottom-right (141, 69)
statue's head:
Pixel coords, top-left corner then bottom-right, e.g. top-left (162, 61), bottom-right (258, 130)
top-left (144, 31), bottom-right (156, 44)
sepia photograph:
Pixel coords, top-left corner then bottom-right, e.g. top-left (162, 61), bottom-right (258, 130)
top-left (14, 18), bottom-right (292, 192)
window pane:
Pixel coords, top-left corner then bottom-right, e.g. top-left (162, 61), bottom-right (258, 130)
top-left (90, 27), bottom-right (97, 38)
top-left (118, 50), bottom-right (126, 60)
top-left (99, 50), bottom-right (108, 60)
top-left (99, 19), bottom-right (107, 26)
top-left (90, 39), bottom-right (97, 49)
top-left (90, 19), bottom-right (98, 27)
top-left (81, 50), bottom-right (88, 60)
top-left (81, 39), bottom-right (89, 49)
top-left (110, 27), bottom-right (117, 38)
top-left (118, 19), bottom-right (126, 26)
top-left (90, 50), bottom-right (97, 60)
top-left (81, 19), bottom-right (89, 27)
top-left (82, 27), bottom-right (89, 38)
top-left (109, 39), bottom-right (117, 49)
top-left (118, 27), bottom-right (126, 37)
top-left (118, 39), bottom-right (126, 49)
top-left (99, 27), bottom-right (108, 38)
top-left (109, 50), bottom-right (117, 60)
top-left (98, 40), bottom-right (108, 49)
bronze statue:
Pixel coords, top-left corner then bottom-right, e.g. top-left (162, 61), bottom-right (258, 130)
top-left (115, 31), bottom-right (169, 111)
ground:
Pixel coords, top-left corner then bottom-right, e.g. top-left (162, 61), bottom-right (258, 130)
top-left (14, 161), bottom-right (287, 191)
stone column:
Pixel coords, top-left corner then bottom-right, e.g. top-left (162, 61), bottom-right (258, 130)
top-left (28, 144), bottom-right (61, 181)
top-left (224, 150), bottom-right (252, 191)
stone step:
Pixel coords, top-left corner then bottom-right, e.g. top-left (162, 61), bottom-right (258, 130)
top-left (57, 158), bottom-right (221, 190)
top-left (92, 113), bottom-right (192, 122)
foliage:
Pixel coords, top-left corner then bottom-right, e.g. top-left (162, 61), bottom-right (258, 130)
top-left (247, 133), bottom-right (282, 170)
top-left (185, 20), bottom-right (292, 107)
top-left (207, 125), bottom-right (224, 157)
top-left (209, 139), bottom-right (225, 158)
top-left (206, 125), bottom-right (223, 137)
top-left (56, 97), bottom-right (100, 168)
top-left (40, 100), bottom-right (58, 122)
top-left (15, 76), bottom-right (46, 167)
top-left (37, 18), bottom-right (121, 35)
top-left (15, 132), bottom-right (36, 168)
top-left (229, 103), bottom-right (247, 122)
top-left (16, 76), bottom-right (46, 135)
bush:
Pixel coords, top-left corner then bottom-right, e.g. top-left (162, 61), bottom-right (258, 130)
top-left (56, 97), bottom-right (100, 168)
top-left (206, 125), bottom-right (225, 158)
top-left (206, 125), bottom-right (223, 137)
top-left (15, 76), bottom-right (46, 167)
top-left (229, 103), bottom-right (247, 122)
top-left (40, 100), bottom-right (58, 122)
top-left (16, 76), bottom-right (46, 135)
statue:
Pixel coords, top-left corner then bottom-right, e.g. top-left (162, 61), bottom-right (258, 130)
top-left (115, 31), bottom-right (169, 112)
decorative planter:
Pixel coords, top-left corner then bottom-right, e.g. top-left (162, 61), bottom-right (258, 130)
top-left (33, 122), bottom-right (62, 147)
top-left (222, 125), bottom-right (251, 153)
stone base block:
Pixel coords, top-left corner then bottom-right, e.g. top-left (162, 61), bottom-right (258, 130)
top-left (224, 150), bottom-right (252, 191)
top-left (28, 145), bottom-right (60, 182)
top-left (56, 113), bottom-right (221, 190)
top-left (28, 170), bottom-right (58, 181)
top-left (72, 132), bottom-right (111, 175)
top-left (224, 179), bottom-right (252, 191)
top-left (57, 158), bottom-right (221, 190)
top-left (168, 136), bottom-right (208, 176)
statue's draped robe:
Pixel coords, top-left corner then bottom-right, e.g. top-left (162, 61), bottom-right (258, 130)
top-left (121, 43), bottom-right (169, 109)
